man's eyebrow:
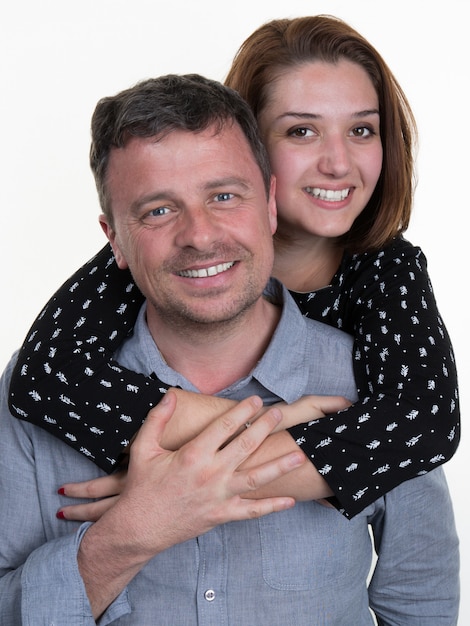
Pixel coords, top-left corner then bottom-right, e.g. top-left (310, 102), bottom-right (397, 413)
top-left (204, 176), bottom-right (252, 191)
top-left (130, 192), bottom-right (171, 212)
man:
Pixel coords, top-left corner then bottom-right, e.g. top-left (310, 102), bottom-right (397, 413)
top-left (0, 75), bottom-right (459, 624)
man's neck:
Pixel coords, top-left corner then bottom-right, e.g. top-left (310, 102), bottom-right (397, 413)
top-left (146, 297), bottom-right (281, 394)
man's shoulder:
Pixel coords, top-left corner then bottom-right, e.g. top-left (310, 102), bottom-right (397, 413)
top-left (268, 277), bottom-right (353, 350)
top-left (303, 315), bottom-right (354, 349)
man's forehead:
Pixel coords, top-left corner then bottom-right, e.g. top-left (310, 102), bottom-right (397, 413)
top-left (106, 124), bottom-right (268, 209)
top-left (108, 124), bottom-right (260, 177)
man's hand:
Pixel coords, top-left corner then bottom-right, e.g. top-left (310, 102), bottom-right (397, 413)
top-left (57, 392), bottom-right (350, 521)
top-left (77, 390), bottom-right (304, 619)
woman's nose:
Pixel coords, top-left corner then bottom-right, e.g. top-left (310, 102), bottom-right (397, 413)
top-left (317, 136), bottom-right (351, 178)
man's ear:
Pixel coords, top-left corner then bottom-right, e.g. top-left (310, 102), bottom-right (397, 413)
top-left (268, 175), bottom-right (278, 235)
top-left (99, 214), bottom-right (129, 269)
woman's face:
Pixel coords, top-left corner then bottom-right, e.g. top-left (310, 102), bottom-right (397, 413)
top-left (258, 59), bottom-right (383, 241)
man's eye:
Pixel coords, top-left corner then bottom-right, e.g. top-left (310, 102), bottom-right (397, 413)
top-left (147, 207), bottom-right (171, 217)
top-left (214, 192), bottom-right (234, 202)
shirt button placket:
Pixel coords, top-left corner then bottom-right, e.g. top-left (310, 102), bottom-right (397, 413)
top-left (197, 528), bottom-right (228, 625)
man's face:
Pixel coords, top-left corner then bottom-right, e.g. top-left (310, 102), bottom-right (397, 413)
top-left (100, 123), bottom-right (277, 334)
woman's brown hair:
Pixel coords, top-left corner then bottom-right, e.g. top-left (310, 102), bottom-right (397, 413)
top-left (225, 15), bottom-right (417, 253)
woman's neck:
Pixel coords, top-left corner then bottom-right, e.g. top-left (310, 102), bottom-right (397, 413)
top-left (273, 236), bottom-right (343, 293)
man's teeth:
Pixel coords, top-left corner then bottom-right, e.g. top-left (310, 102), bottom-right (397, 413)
top-left (306, 187), bottom-right (350, 201)
top-left (178, 261), bottom-right (234, 278)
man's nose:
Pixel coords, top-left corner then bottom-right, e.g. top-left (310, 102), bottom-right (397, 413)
top-left (174, 206), bottom-right (223, 250)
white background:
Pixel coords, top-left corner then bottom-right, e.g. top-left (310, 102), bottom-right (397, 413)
top-left (1, 0), bottom-right (468, 621)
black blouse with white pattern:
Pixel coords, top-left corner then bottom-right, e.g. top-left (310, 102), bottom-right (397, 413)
top-left (287, 236), bottom-right (459, 516)
top-left (7, 236), bottom-right (460, 518)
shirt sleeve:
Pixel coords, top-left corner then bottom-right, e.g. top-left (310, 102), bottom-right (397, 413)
top-left (7, 244), bottom-right (167, 473)
top-left (288, 240), bottom-right (460, 517)
top-left (368, 468), bottom-right (459, 625)
top-left (20, 526), bottom-right (131, 626)
top-left (0, 359), bottom-right (132, 625)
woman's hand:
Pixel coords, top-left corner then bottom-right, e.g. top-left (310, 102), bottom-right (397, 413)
top-left (57, 470), bottom-right (127, 521)
top-left (275, 394), bottom-right (352, 430)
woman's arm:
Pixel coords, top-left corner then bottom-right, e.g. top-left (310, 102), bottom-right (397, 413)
top-left (8, 245), bottom-right (159, 472)
top-left (289, 239), bottom-right (460, 518)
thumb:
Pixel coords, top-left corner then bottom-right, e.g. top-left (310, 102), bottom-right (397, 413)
top-left (317, 395), bottom-right (352, 415)
top-left (131, 390), bottom-right (178, 457)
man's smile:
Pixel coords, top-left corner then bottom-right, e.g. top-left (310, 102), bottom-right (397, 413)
top-left (177, 261), bottom-right (235, 278)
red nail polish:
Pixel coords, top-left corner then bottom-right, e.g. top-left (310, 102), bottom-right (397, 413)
top-left (56, 510), bottom-right (66, 520)
top-left (57, 487), bottom-right (65, 495)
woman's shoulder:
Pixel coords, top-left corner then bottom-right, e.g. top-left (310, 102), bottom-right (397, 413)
top-left (338, 236), bottom-right (426, 281)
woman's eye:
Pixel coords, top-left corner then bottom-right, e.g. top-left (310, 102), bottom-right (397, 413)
top-left (351, 126), bottom-right (375, 138)
top-left (288, 127), bottom-right (314, 138)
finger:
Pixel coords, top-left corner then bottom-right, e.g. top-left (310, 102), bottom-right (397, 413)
top-left (282, 395), bottom-right (352, 427)
top-left (217, 405), bottom-right (284, 469)
top-left (232, 449), bottom-right (305, 496)
top-left (321, 395), bottom-right (351, 413)
top-left (301, 394), bottom-right (352, 414)
top-left (57, 495), bottom-right (119, 522)
top-left (58, 470), bottom-right (126, 500)
top-left (229, 495), bottom-right (296, 521)
top-left (131, 390), bottom-right (178, 457)
top-left (191, 395), bottom-right (265, 452)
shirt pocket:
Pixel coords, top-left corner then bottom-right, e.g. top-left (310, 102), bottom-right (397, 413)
top-left (258, 500), bottom-right (368, 591)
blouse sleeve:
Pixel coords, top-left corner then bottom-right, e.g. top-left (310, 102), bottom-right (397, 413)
top-left (8, 244), bottom-right (167, 473)
top-left (288, 239), bottom-right (460, 518)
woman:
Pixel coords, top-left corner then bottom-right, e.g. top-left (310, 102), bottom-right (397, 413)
top-left (8, 15), bottom-right (460, 520)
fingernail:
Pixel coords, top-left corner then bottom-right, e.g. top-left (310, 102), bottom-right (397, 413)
top-left (160, 392), bottom-right (170, 405)
top-left (57, 487), bottom-right (66, 495)
top-left (288, 452), bottom-right (304, 467)
top-left (56, 510), bottom-right (66, 520)
top-left (283, 498), bottom-right (296, 510)
top-left (251, 395), bottom-right (263, 409)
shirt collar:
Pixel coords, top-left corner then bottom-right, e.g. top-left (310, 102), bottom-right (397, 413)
top-left (115, 278), bottom-right (310, 403)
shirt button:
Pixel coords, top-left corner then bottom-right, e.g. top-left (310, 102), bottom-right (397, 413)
top-left (204, 589), bottom-right (216, 602)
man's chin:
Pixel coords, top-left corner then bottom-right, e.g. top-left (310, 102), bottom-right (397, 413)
top-left (147, 296), bottom-right (257, 331)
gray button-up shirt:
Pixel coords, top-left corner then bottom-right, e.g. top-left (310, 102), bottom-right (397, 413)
top-left (0, 281), bottom-right (459, 624)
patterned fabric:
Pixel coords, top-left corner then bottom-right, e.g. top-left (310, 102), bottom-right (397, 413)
top-left (7, 237), bottom-right (460, 518)
top-left (288, 237), bottom-right (460, 516)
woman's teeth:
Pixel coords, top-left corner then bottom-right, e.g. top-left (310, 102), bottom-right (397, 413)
top-left (306, 187), bottom-right (350, 201)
